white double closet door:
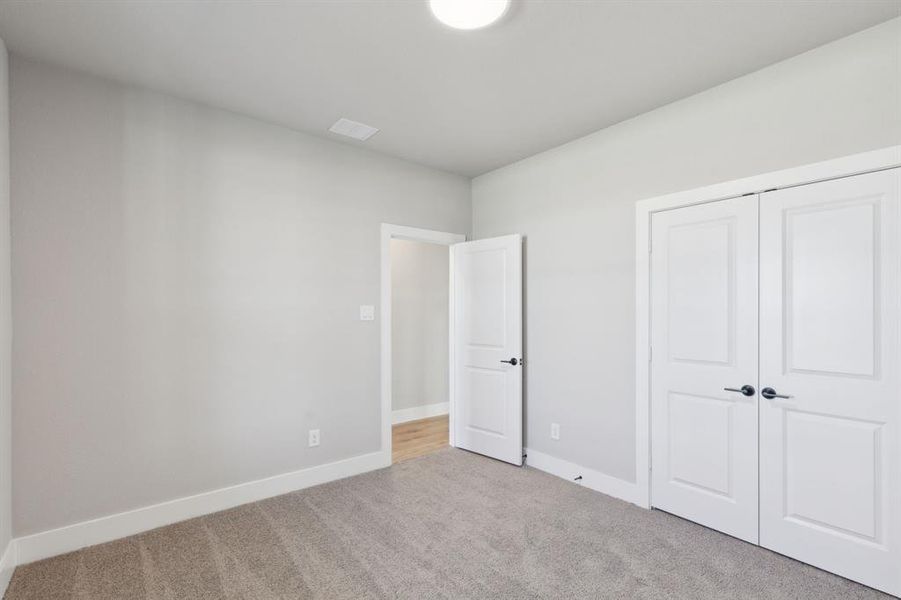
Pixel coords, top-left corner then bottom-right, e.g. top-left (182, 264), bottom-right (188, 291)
top-left (650, 168), bottom-right (900, 596)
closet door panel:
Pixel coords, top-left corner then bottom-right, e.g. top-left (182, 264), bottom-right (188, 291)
top-left (759, 168), bottom-right (901, 597)
top-left (650, 195), bottom-right (759, 543)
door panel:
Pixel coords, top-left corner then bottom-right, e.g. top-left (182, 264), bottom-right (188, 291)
top-left (667, 392), bottom-right (734, 496)
top-left (452, 235), bottom-right (522, 465)
top-left (650, 196), bottom-right (759, 543)
top-left (782, 411), bottom-right (881, 541)
top-left (784, 200), bottom-right (877, 376)
top-left (666, 219), bottom-right (734, 364)
top-left (759, 169), bottom-right (901, 596)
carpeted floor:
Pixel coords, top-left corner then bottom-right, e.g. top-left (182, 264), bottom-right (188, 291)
top-left (5, 448), bottom-right (891, 599)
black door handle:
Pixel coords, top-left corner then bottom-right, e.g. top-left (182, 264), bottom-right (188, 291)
top-left (500, 358), bottom-right (519, 366)
top-left (761, 387), bottom-right (792, 400)
top-left (724, 385), bottom-right (755, 397)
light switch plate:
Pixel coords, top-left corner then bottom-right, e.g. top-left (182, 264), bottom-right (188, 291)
top-left (359, 305), bottom-right (375, 321)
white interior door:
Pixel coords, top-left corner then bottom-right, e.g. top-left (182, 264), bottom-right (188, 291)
top-left (759, 169), bottom-right (901, 596)
top-left (451, 234), bottom-right (523, 465)
top-left (650, 195), bottom-right (759, 543)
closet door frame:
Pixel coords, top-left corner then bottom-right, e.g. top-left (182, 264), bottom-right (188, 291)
top-left (633, 145), bottom-right (901, 510)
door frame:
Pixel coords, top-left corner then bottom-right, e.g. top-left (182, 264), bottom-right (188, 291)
top-left (634, 145), bottom-right (901, 509)
top-left (380, 223), bottom-right (466, 465)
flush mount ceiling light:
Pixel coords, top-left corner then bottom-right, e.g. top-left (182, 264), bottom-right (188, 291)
top-left (429, 0), bottom-right (509, 30)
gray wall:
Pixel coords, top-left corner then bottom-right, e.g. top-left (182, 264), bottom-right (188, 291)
top-left (390, 239), bottom-right (448, 413)
top-left (472, 18), bottom-right (901, 483)
top-left (0, 36), bottom-right (11, 558)
top-left (10, 58), bottom-right (470, 536)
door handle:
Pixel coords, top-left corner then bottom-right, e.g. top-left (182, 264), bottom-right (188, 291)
top-left (724, 385), bottom-right (755, 397)
top-left (761, 387), bottom-right (792, 400)
top-left (500, 358), bottom-right (519, 366)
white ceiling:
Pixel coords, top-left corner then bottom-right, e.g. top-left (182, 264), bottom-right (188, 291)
top-left (0, 1), bottom-right (898, 176)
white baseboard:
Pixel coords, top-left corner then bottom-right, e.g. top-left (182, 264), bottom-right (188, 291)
top-left (391, 402), bottom-right (448, 425)
top-left (15, 450), bottom-right (390, 566)
top-left (8, 447), bottom-right (635, 571)
top-left (524, 448), bottom-right (645, 507)
top-left (0, 538), bottom-right (17, 596)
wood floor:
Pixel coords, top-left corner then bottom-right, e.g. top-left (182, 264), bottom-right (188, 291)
top-left (392, 414), bottom-right (449, 463)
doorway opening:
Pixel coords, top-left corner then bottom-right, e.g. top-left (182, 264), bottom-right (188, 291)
top-left (380, 224), bottom-right (465, 465)
top-left (390, 238), bottom-right (450, 463)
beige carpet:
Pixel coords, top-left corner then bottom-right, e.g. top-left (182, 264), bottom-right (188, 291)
top-left (5, 448), bottom-right (891, 599)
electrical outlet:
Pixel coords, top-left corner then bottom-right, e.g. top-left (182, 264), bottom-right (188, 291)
top-left (550, 423), bottom-right (560, 440)
top-left (308, 429), bottom-right (320, 447)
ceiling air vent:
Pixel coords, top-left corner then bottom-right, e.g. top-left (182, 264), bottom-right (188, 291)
top-left (329, 118), bottom-right (379, 141)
